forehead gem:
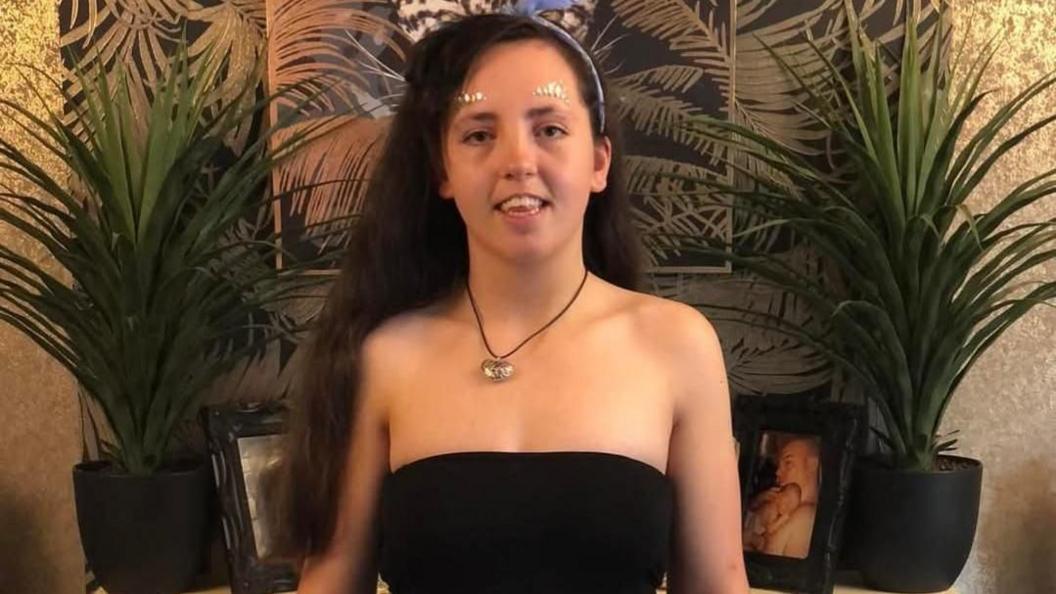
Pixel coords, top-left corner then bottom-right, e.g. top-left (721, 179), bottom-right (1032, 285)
top-left (532, 81), bottom-right (570, 104)
top-left (455, 91), bottom-right (486, 106)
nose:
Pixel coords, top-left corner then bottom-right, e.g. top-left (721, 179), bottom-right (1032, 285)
top-left (499, 127), bottom-right (537, 180)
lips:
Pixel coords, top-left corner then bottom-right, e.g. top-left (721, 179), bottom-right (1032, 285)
top-left (493, 193), bottom-right (551, 211)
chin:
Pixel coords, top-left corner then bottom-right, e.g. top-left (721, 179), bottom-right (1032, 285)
top-left (503, 248), bottom-right (554, 265)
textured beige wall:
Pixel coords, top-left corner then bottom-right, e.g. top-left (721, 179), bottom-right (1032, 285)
top-left (943, 3), bottom-right (1056, 593)
top-left (0, 1), bottom-right (83, 592)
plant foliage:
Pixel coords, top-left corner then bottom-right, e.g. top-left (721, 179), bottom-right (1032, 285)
top-left (0, 43), bottom-right (349, 474)
top-left (661, 0), bottom-right (1056, 470)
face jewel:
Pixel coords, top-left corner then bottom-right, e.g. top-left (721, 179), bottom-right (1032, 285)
top-left (532, 81), bottom-right (569, 104)
top-left (455, 90), bottom-right (486, 106)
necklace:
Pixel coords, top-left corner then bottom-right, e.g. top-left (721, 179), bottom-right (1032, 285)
top-left (466, 268), bottom-right (589, 382)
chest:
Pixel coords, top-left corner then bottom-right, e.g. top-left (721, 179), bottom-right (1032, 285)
top-left (385, 310), bottom-right (677, 471)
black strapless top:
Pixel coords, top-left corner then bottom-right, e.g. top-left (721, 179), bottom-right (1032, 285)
top-left (378, 451), bottom-right (673, 594)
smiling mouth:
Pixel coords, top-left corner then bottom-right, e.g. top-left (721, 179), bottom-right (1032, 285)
top-left (495, 194), bottom-right (551, 214)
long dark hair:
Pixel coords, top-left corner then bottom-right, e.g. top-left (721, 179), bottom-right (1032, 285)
top-left (266, 12), bottom-right (644, 564)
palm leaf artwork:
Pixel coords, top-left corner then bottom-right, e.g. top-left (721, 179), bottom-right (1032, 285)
top-left (609, 0), bottom-right (903, 395)
top-left (599, 0), bottom-right (734, 274)
top-left (0, 42), bottom-right (351, 475)
top-left (732, 0), bottom-right (932, 253)
top-left (695, 244), bottom-right (835, 396)
top-left (693, 0), bottom-right (847, 395)
top-left (602, 1), bottom-right (924, 395)
top-left (266, 0), bottom-right (411, 268)
top-left (661, 0), bottom-right (1056, 470)
top-left (270, 116), bottom-right (390, 264)
top-left (703, 0), bottom-right (942, 398)
top-left (58, 0), bottom-right (267, 154)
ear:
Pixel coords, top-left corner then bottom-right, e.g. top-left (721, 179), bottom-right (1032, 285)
top-left (438, 174), bottom-right (453, 200)
top-left (436, 131), bottom-right (456, 199)
top-left (806, 454), bottom-right (820, 474)
top-left (437, 159), bottom-right (455, 200)
top-left (590, 135), bottom-right (612, 194)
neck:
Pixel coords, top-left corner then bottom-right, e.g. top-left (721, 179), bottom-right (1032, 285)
top-left (800, 481), bottom-right (818, 505)
top-left (463, 247), bottom-right (590, 356)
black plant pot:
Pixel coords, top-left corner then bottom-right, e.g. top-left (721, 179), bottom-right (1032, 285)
top-left (843, 455), bottom-right (982, 593)
top-left (73, 457), bottom-right (211, 594)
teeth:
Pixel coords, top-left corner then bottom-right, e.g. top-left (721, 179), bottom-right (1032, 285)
top-left (499, 195), bottom-right (544, 213)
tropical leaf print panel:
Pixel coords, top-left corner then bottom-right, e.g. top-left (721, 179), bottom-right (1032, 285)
top-left (600, 0), bottom-right (734, 272)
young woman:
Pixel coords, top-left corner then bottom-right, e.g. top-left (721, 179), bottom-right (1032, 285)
top-left (267, 9), bottom-right (748, 594)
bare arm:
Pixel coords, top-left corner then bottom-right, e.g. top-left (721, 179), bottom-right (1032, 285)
top-left (663, 303), bottom-right (750, 594)
top-left (297, 330), bottom-right (392, 594)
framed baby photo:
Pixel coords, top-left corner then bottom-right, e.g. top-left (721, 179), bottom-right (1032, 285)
top-left (732, 394), bottom-right (862, 594)
top-left (202, 402), bottom-right (299, 594)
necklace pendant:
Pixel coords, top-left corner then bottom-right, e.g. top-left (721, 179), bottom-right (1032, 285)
top-left (481, 358), bottom-right (514, 382)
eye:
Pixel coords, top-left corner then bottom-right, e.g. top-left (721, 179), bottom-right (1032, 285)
top-left (538, 124), bottom-right (568, 139)
top-left (462, 130), bottom-right (493, 144)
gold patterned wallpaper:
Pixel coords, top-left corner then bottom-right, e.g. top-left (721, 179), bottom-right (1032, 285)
top-left (942, 2), bottom-right (1056, 593)
top-left (0, 0), bottom-right (82, 592)
top-left (0, 1), bottom-right (1054, 593)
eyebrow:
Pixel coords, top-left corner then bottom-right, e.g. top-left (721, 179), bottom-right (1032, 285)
top-left (454, 105), bottom-right (569, 125)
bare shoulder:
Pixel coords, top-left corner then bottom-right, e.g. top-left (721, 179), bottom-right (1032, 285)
top-left (625, 291), bottom-right (723, 362)
top-left (361, 289), bottom-right (459, 352)
top-left (361, 307), bottom-right (428, 358)
top-left (357, 307), bottom-right (436, 411)
top-left (358, 294), bottom-right (464, 395)
top-left (619, 291), bottom-right (727, 419)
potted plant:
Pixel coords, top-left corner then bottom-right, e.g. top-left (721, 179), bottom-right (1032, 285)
top-left (653, 1), bottom-right (1056, 591)
top-left (0, 45), bottom-right (343, 593)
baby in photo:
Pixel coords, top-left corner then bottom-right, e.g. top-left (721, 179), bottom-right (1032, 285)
top-left (744, 482), bottom-right (802, 552)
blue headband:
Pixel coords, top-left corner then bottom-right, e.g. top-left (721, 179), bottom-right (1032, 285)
top-left (500, 0), bottom-right (607, 133)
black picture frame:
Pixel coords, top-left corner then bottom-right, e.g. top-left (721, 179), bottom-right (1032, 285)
top-left (202, 402), bottom-right (299, 594)
top-left (733, 394), bottom-right (862, 594)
